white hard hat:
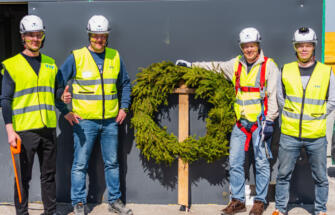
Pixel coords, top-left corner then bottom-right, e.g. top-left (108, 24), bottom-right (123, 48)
top-left (239, 27), bottom-right (261, 44)
top-left (87, 15), bottom-right (110, 34)
top-left (19, 15), bottom-right (45, 33)
top-left (292, 27), bottom-right (317, 46)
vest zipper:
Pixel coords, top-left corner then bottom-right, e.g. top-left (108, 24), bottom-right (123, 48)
top-left (298, 65), bottom-right (315, 138)
top-left (99, 70), bottom-right (105, 120)
top-left (90, 49), bottom-right (105, 120)
top-left (36, 68), bottom-right (47, 128)
top-left (298, 89), bottom-right (306, 138)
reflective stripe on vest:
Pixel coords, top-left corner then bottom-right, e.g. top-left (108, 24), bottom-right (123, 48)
top-left (232, 55), bottom-right (270, 122)
top-left (1, 53), bottom-right (57, 131)
top-left (72, 47), bottom-right (120, 119)
top-left (281, 61), bottom-right (331, 138)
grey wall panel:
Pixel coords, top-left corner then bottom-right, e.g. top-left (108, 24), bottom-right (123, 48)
top-left (326, 0), bottom-right (335, 32)
top-left (0, 0), bottom-right (323, 204)
top-left (29, 0), bottom-right (322, 72)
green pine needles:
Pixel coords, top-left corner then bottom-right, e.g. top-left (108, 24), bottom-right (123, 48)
top-left (131, 61), bottom-right (236, 164)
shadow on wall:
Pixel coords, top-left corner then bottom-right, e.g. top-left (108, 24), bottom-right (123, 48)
top-left (188, 96), bottom-right (230, 188)
top-left (135, 95), bottom-right (180, 190)
top-left (137, 95), bottom-right (179, 190)
top-left (119, 116), bottom-right (135, 203)
top-left (56, 114), bottom-right (74, 203)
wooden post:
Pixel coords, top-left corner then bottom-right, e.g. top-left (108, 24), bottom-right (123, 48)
top-left (173, 81), bottom-right (195, 211)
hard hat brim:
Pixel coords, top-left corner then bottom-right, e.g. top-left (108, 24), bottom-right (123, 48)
top-left (292, 40), bottom-right (317, 44)
top-left (20, 29), bottom-right (45, 34)
top-left (239, 40), bottom-right (261, 45)
top-left (292, 40), bottom-right (317, 47)
top-left (87, 30), bottom-right (110, 34)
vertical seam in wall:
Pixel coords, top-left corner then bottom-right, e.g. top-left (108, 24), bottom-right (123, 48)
top-left (322, 0), bottom-right (326, 63)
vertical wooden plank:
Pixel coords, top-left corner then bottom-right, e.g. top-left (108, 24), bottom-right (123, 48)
top-left (178, 84), bottom-right (189, 207)
top-left (178, 158), bottom-right (189, 207)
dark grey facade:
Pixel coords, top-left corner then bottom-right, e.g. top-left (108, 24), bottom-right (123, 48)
top-left (0, 0), bottom-right (322, 204)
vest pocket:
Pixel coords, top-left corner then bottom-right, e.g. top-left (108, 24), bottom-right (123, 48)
top-left (311, 113), bottom-right (324, 117)
top-left (283, 107), bottom-right (294, 112)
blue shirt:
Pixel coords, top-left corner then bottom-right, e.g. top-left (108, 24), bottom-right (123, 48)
top-left (55, 47), bottom-right (131, 115)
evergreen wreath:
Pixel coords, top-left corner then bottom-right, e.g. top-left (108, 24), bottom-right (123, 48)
top-left (131, 61), bottom-right (236, 164)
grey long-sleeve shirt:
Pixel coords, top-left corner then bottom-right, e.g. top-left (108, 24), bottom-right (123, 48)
top-left (277, 61), bottom-right (335, 114)
top-left (192, 50), bottom-right (279, 121)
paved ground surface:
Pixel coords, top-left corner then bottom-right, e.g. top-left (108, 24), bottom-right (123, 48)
top-left (0, 202), bottom-right (332, 215)
top-left (0, 167), bottom-right (334, 215)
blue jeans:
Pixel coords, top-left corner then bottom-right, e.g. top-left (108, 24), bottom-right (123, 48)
top-left (71, 118), bottom-right (121, 205)
top-left (229, 119), bottom-right (271, 203)
top-left (275, 134), bottom-right (328, 215)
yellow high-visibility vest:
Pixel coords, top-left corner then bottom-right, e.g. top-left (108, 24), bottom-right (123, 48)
top-left (2, 53), bottom-right (57, 131)
top-left (281, 61), bottom-right (331, 138)
top-left (232, 55), bottom-right (273, 122)
top-left (72, 47), bottom-right (120, 119)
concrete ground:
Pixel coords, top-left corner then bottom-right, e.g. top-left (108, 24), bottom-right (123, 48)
top-left (0, 165), bottom-right (334, 215)
top-left (0, 202), bottom-right (332, 215)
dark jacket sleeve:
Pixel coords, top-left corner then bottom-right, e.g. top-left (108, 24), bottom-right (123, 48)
top-left (1, 68), bottom-right (15, 124)
top-left (55, 54), bottom-right (76, 115)
top-left (116, 57), bottom-right (131, 109)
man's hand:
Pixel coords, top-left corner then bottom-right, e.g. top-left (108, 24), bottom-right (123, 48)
top-left (116, 109), bottom-right (127, 125)
top-left (175, 59), bottom-right (191, 68)
top-left (6, 124), bottom-right (21, 148)
top-left (64, 112), bottom-right (82, 126)
top-left (262, 120), bottom-right (274, 140)
top-left (61, 85), bottom-right (72, 104)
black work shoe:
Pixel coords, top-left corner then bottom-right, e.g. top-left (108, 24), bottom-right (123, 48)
top-left (73, 202), bottom-right (85, 215)
top-left (109, 199), bottom-right (134, 215)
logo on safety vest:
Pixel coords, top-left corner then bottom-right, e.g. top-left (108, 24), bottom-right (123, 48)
top-left (45, 64), bottom-right (55, 69)
top-left (314, 85), bottom-right (321, 88)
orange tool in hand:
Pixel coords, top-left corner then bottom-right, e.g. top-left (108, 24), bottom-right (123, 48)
top-left (10, 139), bottom-right (23, 203)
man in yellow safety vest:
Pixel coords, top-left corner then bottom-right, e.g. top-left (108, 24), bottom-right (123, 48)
top-left (272, 27), bottom-right (335, 215)
top-left (56, 15), bottom-right (132, 215)
top-left (176, 27), bottom-right (279, 215)
top-left (1, 15), bottom-right (64, 215)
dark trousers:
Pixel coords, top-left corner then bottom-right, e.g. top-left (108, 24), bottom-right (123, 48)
top-left (14, 128), bottom-right (57, 215)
